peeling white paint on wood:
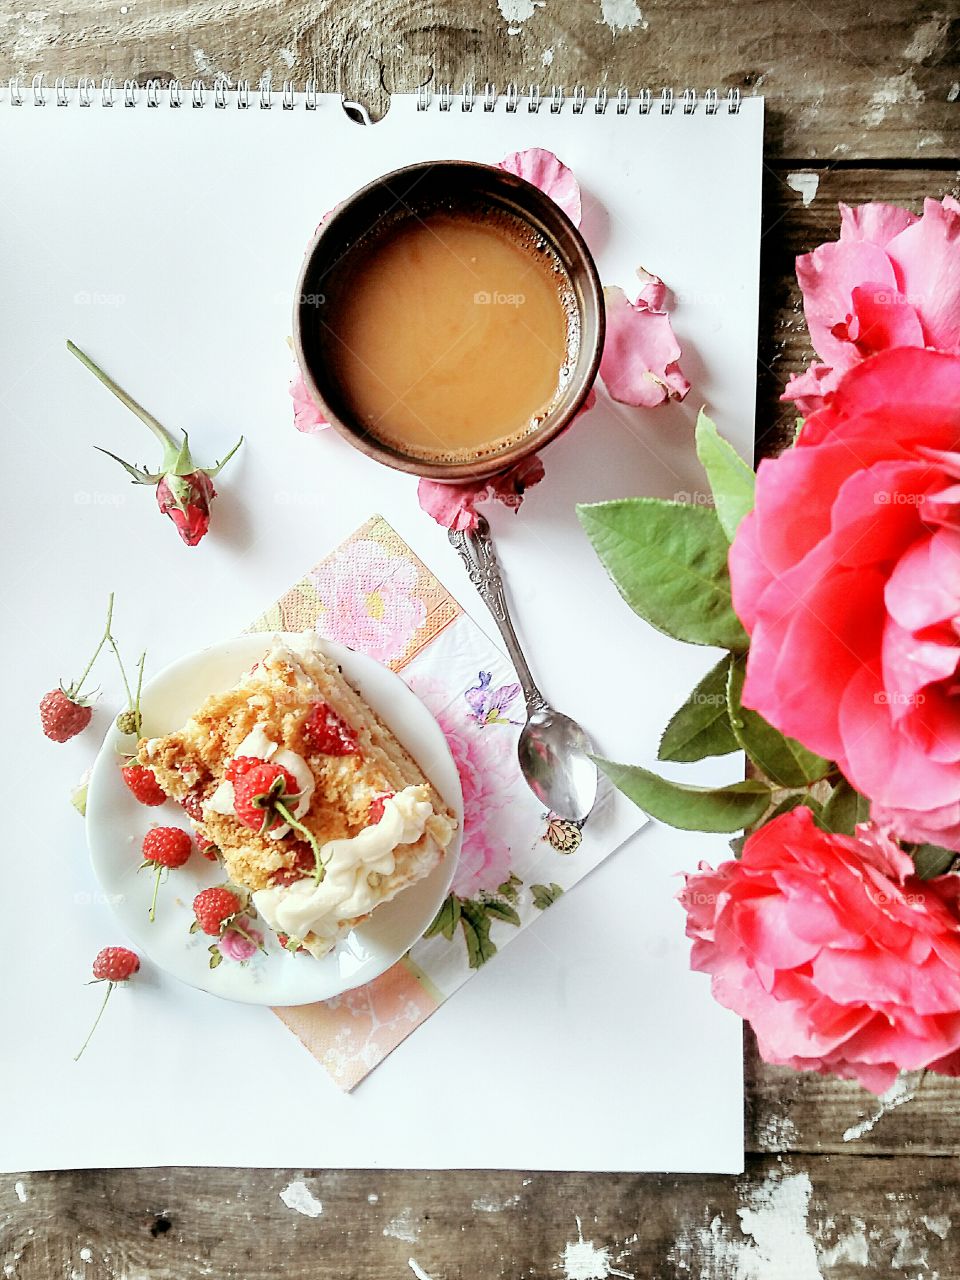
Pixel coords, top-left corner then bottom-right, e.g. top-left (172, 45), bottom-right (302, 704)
top-left (278, 1180), bottom-right (323, 1217)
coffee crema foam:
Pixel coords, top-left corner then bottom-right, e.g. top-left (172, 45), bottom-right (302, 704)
top-left (317, 202), bottom-right (581, 466)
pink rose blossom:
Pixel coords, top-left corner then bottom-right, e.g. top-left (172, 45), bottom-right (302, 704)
top-left (680, 807), bottom-right (960, 1093)
top-left (599, 282), bottom-right (690, 407)
top-left (784, 196), bottom-right (960, 413)
top-left (498, 148), bottom-right (582, 226)
top-left (290, 372), bottom-right (329, 435)
top-left (310, 538), bottom-right (427, 663)
top-left (730, 347), bottom-right (960, 850)
top-left (218, 925), bottom-right (263, 962)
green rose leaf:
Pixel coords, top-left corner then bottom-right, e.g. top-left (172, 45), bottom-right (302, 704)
top-left (497, 873), bottom-right (522, 903)
top-left (821, 779), bottom-right (871, 835)
top-left (910, 843), bottom-right (958, 879)
top-left (659, 655), bottom-right (739, 763)
top-left (424, 894), bottom-right (461, 942)
top-left (694, 410), bottom-right (755, 542)
top-left (531, 883), bottom-right (564, 910)
top-left (459, 899), bottom-right (497, 969)
top-left (727, 659), bottom-right (832, 787)
top-left (595, 756), bottom-right (772, 833)
top-left (577, 498), bottom-right (749, 652)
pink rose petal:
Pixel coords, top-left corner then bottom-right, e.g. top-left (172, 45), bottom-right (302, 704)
top-left (884, 196), bottom-right (960, 351)
top-left (417, 454), bottom-right (546, 532)
top-left (838, 200), bottom-right (919, 246)
top-left (290, 372), bottom-right (330, 435)
top-left (598, 285), bottom-right (690, 408)
top-left (498, 148), bottom-right (582, 227)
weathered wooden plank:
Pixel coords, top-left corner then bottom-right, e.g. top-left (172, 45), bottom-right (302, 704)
top-left (0, 0), bottom-right (957, 160)
top-left (2, 1155), bottom-right (957, 1279)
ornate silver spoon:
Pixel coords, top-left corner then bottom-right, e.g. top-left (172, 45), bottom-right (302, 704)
top-left (449, 516), bottom-right (599, 823)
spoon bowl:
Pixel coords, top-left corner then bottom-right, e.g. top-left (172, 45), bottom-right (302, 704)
top-left (518, 707), bottom-right (598, 823)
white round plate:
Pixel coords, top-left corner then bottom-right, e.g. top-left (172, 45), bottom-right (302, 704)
top-left (85, 633), bottom-right (462, 1006)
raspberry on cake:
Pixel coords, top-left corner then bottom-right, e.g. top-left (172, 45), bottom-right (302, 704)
top-left (137, 633), bottom-right (457, 958)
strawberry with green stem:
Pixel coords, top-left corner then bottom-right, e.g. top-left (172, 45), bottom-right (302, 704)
top-left (140, 827), bottom-right (193, 921)
top-left (75, 947), bottom-right (140, 1061)
top-left (231, 760), bottom-right (326, 885)
top-left (67, 339), bottom-right (242, 547)
top-left (40, 592), bottom-right (115, 742)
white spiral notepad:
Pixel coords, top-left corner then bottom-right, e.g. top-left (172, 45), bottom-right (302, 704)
top-left (0, 80), bottom-right (762, 1173)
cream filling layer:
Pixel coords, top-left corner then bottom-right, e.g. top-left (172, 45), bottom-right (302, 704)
top-left (252, 784), bottom-right (436, 946)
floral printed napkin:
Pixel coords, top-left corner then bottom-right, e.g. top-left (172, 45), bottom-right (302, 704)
top-left (249, 516), bottom-right (646, 1090)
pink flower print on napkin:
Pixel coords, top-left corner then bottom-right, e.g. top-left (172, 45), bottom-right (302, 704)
top-left (310, 538), bottom-right (427, 664)
top-left (439, 708), bottom-right (515, 899)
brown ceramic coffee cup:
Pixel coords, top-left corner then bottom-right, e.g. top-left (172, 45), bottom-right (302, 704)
top-left (292, 160), bottom-right (604, 483)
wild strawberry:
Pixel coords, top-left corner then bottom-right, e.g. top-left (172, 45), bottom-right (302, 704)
top-left (68, 340), bottom-right (242, 547)
top-left (121, 763), bottom-right (166, 807)
top-left (40, 689), bottom-right (92, 742)
top-left (303, 702), bottom-right (358, 756)
top-left (368, 792), bottom-right (395, 824)
top-left (193, 886), bottom-right (241, 936)
top-left (40, 593), bottom-right (118, 742)
top-left (224, 755), bottom-right (266, 784)
top-left (76, 946), bottom-right (140, 1061)
top-left (277, 933), bottom-right (306, 954)
top-left (141, 827), bottom-right (192, 922)
top-left (195, 832), bottom-right (219, 862)
top-left (233, 762), bottom-right (301, 833)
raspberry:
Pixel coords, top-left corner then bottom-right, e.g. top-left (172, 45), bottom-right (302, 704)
top-left (142, 827), bottom-right (192, 869)
top-left (77, 946), bottom-right (140, 1061)
top-left (368, 792), bottom-right (395, 824)
top-left (121, 764), bottom-right (167, 807)
top-left (141, 827), bottom-right (192, 922)
top-left (195, 832), bottom-right (219, 862)
top-left (225, 755), bottom-right (266, 783)
top-left (193, 886), bottom-right (241, 935)
top-left (40, 688), bottom-right (92, 742)
top-left (180, 790), bottom-right (204, 822)
top-left (91, 946), bottom-right (140, 982)
top-left (277, 932), bottom-right (305, 954)
top-left (303, 702), bottom-right (359, 756)
top-left (233, 762), bottom-right (300, 832)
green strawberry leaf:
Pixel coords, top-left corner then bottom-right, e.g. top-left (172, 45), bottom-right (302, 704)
top-left (531, 883), bottom-right (564, 910)
top-left (497, 873), bottom-right (523, 903)
top-left (659, 655), bottom-right (739, 762)
top-left (577, 498), bottom-right (749, 652)
top-left (727, 659), bottom-right (832, 787)
top-left (695, 410), bottom-right (756, 542)
top-left (821, 779), bottom-right (871, 835)
top-left (595, 756), bottom-right (772, 832)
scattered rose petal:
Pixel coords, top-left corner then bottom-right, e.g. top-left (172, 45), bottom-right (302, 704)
top-left (636, 265), bottom-right (667, 311)
top-left (599, 284), bottom-right (690, 407)
top-left (418, 455), bottom-right (546, 532)
top-left (290, 372), bottom-right (329, 435)
top-left (498, 148), bottom-right (582, 227)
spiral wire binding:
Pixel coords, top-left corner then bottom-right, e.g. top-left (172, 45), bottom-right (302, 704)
top-left (4, 77), bottom-right (743, 114)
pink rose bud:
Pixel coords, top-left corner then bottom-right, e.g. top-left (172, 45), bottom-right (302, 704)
top-left (155, 470), bottom-right (217, 547)
top-left (67, 340), bottom-right (242, 548)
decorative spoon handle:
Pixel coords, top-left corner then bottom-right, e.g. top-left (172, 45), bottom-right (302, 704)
top-left (449, 516), bottom-right (548, 715)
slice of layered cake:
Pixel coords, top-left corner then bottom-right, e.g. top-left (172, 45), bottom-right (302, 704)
top-left (138, 632), bottom-right (457, 958)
